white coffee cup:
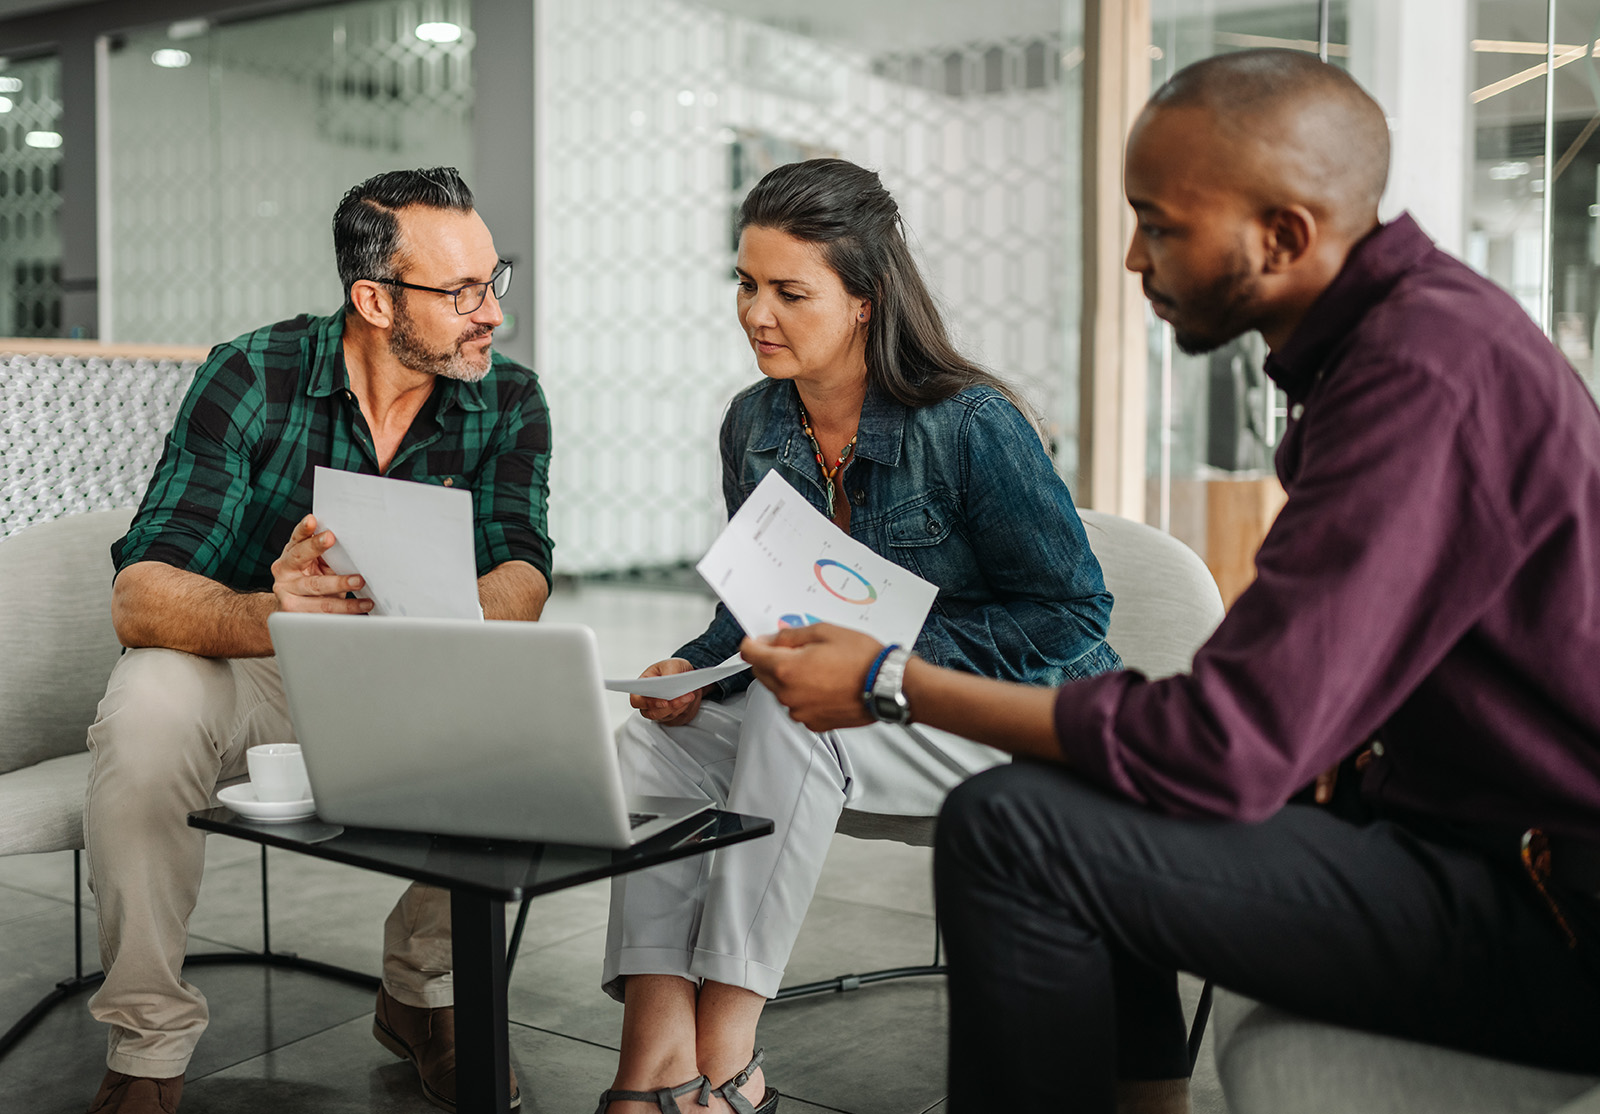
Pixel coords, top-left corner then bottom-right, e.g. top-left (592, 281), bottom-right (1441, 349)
top-left (247, 743), bottom-right (310, 803)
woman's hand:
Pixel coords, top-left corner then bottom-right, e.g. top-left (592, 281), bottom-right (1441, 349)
top-left (631, 658), bottom-right (708, 727)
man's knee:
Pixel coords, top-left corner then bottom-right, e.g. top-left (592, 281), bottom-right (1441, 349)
top-left (938, 763), bottom-right (1134, 896)
top-left (89, 648), bottom-right (233, 790)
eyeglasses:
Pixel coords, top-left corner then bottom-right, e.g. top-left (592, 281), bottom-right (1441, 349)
top-left (367, 259), bottom-right (512, 315)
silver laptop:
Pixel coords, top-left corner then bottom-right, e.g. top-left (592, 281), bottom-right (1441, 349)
top-left (267, 613), bottom-right (711, 849)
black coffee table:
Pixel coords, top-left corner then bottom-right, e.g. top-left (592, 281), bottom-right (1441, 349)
top-left (188, 807), bottom-right (772, 1113)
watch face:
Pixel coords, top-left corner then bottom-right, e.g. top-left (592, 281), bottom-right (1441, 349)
top-left (872, 691), bottom-right (910, 725)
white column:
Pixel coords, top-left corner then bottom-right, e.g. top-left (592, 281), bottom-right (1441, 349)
top-left (1348, 0), bottom-right (1471, 255)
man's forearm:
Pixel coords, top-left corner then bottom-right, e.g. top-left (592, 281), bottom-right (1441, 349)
top-left (112, 561), bottom-right (277, 657)
top-left (903, 658), bottom-right (1065, 761)
top-left (479, 560), bottom-right (548, 621)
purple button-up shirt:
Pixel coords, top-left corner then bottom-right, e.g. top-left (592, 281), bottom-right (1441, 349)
top-left (1055, 214), bottom-right (1600, 839)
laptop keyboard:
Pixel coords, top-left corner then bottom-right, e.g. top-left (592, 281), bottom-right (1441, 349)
top-left (628, 811), bottom-right (659, 829)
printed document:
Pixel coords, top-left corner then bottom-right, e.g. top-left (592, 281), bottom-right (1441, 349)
top-left (312, 467), bottom-right (482, 620)
top-left (605, 660), bottom-right (752, 700)
top-left (695, 471), bottom-right (936, 646)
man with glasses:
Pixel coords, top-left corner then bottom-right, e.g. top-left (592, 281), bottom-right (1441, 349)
top-left (84, 167), bottom-right (548, 1114)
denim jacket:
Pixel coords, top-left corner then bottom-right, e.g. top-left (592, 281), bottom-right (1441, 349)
top-left (677, 378), bottom-right (1122, 698)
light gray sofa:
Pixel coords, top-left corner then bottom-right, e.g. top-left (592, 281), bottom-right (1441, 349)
top-left (1214, 989), bottom-right (1600, 1113)
top-left (0, 347), bottom-right (379, 1059)
top-left (0, 508), bottom-right (135, 859)
top-left (0, 347), bottom-right (200, 862)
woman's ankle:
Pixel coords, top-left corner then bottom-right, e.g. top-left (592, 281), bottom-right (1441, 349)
top-left (610, 1053), bottom-right (701, 1093)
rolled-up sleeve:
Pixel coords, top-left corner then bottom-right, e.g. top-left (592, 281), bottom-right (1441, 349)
top-left (112, 345), bottom-right (263, 578)
top-left (473, 375), bottom-right (553, 580)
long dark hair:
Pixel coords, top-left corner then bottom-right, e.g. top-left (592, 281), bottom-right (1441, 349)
top-left (737, 158), bottom-right (1027, 413)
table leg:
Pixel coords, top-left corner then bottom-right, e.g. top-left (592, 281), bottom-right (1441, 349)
top-left (451, 889), bottom-right (512, 1114)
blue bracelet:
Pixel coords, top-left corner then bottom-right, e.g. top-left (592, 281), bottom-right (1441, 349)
top-left (862, 643), bottom-right (901, 709)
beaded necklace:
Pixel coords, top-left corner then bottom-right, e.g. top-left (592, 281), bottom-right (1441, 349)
top-left (798, 404), bottom-right (858, 519)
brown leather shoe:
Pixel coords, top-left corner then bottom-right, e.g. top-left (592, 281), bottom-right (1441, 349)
top-left (373, 985), bottom-right (520, 1111)
top-left (87, 1070), bottom-right (184, 1113)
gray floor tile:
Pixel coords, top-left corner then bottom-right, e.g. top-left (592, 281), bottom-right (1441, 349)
top-left (186, 1014), bottom-right (445, 1114)
top-left (0, 958), bottom-right (375, 1114)
top-left (507, 877), bottom-right (612, 954)
top-left (0, 881), bottom-right (67, 927)
top-left (505, 923), bottom-right (623, 1048)
top-left (505, 892), bottom-right (948, 1113)
top-left (0, 849), bottom-right (87, 903)
top-left (761, 980), bottom-right (948, 1114)
top-left (184, 851), bottom-right (409, 974)
top-left (812, 834), bottom-right (934, 919)
top-left (189, 1013), bottom-right (850, 1114)
top-left (0, 902), bottom-right (100, 1034)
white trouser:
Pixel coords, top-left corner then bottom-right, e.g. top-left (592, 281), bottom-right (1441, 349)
top-left (83, 647), bottom-right (453, 1077)
top-left (602, 681), bottom-right (1006, 1000)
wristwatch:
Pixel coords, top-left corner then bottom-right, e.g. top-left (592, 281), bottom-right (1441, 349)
top-left (868, 646), bottom-right (914, 725)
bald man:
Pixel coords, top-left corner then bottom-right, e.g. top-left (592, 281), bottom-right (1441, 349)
top-left (742, 49), bottom-right (1600, 1112)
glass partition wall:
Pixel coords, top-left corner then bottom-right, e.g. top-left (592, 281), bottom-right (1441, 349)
top-left (101, 0), bottom-right (474, 347)
top-left (0, 54), bottom-right (63, 339)
top-left (1137, 0), bottom-right (1599, 598)
top-left (535, 0), bottom-right (1086, 572)
top-left (1470, 0), bottom-right (1600, 400)
top-left (34, 0), bottom-right (1599, 577)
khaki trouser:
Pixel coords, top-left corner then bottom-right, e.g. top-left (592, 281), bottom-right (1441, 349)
top-left (83, 647), bottom-right (452, 1077)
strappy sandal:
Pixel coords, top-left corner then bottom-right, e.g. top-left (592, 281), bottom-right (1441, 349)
top-left (711, 1049), bottom-right (779, 1114)
top-left (592, 1073), bottom-right (711, 1113)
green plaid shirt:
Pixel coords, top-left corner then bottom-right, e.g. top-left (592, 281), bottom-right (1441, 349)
top-left (113, 312), bottom-right (553, 589)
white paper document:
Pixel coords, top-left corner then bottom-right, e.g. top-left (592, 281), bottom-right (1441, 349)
top-left (695, 471), bottom-right (937, 646)
top-left (311, 466), bottom-right (482, 621)
top-left (604, 661), bottom-right (752, 700)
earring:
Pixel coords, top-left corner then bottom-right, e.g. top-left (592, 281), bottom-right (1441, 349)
top-left (858, 310), bottom-right (867, 321)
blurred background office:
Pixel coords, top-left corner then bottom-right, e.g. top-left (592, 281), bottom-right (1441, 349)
top-left (3, 0), bottom-right (1598, 582)
top-left (4, 4), bottom-right (1599, 1112)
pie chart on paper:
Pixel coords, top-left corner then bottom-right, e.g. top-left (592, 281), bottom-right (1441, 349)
top-left (813, 559), bottom-right (878, 604)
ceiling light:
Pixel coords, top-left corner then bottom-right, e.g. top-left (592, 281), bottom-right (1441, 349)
top-left (167, 19), bottom-right (209, 40)
top-left (0, 97), bottom-right (11, 113)
top-left (0, 76), bottom-right (21, 93)
top-left (151, 49), bottom-right (192, 68)
top-left (677, 89), bottom-right (696, 106)
top-left (415, 22), bottom-right (462, 44)
top-left (25, 130), bottom-right (62, 148)
top-left (1488, 161), bottom-right (1531, 180)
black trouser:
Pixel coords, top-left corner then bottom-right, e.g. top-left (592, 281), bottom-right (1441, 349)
top-left (934, 763), bottom-right (1600, 1112)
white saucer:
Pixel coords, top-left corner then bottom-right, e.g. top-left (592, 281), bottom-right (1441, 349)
top-left (217, 783), bottom-right (318, 823)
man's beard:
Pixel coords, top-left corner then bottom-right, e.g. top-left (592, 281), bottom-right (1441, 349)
top-left (1162, 250), bottom-right (1261, 356)
top-left (389, 299), bottom-right (494, 382)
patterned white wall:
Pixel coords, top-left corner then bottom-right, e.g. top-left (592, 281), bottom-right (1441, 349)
top-left (537, 0), bottom-right (1078, 573)
top-left (104, 0), bottom-right (474, 348)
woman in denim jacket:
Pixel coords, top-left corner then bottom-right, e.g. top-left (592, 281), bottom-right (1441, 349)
top-left (596, 159), bottom-right (1119, 1114)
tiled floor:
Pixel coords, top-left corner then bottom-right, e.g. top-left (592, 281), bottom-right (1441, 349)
top-left (0, 585), bottom-right (1224, 1113)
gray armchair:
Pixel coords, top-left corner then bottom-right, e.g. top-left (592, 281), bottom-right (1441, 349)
top-left (778, 508), bottom-right (1227, 1000)
top-left (1214, 978), bottom-right (1600, 1111)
